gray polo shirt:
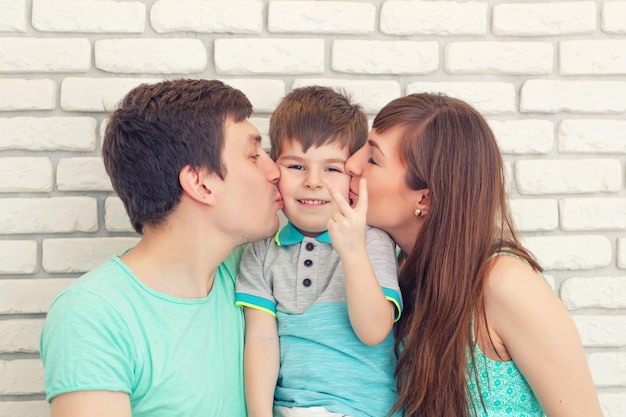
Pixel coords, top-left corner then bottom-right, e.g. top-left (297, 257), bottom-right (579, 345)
top-left (235, 222), bottom-right (402, 417)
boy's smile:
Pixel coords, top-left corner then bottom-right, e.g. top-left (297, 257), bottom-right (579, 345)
top-left (276, 139), bottom-right (351, 238)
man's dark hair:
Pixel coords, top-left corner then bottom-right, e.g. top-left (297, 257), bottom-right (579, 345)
top-left (102, 79), bottom-right (252, 234)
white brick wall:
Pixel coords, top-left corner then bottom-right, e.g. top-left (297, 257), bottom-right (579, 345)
top-left (1, 0), bottom-right (624, 414)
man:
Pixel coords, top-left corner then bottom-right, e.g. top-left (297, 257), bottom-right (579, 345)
top-left (40, 79), bottom-right (283, 417)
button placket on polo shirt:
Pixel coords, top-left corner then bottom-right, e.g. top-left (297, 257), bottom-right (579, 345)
top-left (295, 237), bottom-right (321, 310)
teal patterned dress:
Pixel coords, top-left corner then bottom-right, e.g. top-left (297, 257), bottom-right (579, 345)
top-left (467, 344), bottom-right (545, 416)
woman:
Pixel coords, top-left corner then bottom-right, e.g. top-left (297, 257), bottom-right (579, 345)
top-left (342, 93), bottom-right (603, 417)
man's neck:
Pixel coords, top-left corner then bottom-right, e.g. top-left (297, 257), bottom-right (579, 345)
top-left (120, 221), bottom-right (236, 299)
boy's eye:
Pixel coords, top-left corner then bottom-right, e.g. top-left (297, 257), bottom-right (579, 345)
top-left (326, 166), bottom-right (343, 173)
top-left (288, 164), bottom-right (304, 170)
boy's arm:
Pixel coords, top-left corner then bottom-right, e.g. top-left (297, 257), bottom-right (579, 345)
top-left (51, 391), bottom-right (131, 417)
top-left (243, 308), bottom-right (280, 417)
top-left (327, 179), bottom-right (395, 346)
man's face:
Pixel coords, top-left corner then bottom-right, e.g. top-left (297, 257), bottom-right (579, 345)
top-left (218, 118), bottom-right (283, 243)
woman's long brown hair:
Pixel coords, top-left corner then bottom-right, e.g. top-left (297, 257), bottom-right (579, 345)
top-left (376, 94), bottom-right (541, 417)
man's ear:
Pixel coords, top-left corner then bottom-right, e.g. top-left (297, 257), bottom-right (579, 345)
top-left (179, 165), bottom-right (218, 206)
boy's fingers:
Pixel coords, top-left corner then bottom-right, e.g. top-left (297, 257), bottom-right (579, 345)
top-left (326, 182), bottom-right (351, 214)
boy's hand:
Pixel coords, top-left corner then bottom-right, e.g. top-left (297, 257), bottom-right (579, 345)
top-left (326, 178), bottom-right (368, 258)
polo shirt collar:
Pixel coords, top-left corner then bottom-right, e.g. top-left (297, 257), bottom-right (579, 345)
top-left (274, 221), bottom-right (331, 246)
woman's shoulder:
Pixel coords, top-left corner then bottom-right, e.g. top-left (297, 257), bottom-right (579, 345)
top-left (484, 252), bottom-right (546, 298)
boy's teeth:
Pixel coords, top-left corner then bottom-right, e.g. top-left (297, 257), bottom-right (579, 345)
top-left (300, 199), bottom-right (325, 205)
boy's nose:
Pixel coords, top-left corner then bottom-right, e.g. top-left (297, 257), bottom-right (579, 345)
top-left (304, 171), bottom-right (323, 189)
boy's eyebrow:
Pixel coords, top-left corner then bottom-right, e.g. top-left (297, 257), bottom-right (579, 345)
top-left (368, 139), bottom-right (384, 156)
top-left (278, 155), bottom-right (347, 164)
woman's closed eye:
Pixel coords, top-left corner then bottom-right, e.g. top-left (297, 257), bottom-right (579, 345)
top-left (367, 156), bottom-right (378, 165)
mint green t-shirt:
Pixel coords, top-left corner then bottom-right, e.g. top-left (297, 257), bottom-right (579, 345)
top-left (40, 247), bottom-right (247, 417)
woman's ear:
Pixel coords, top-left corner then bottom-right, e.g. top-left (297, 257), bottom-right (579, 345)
top-left (179, 165), bottom-right (218, 206)
top-left (415, 189), bottom-right (430, 217)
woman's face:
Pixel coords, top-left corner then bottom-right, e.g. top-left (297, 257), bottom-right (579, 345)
top-left (345, 125), bottom-right (426, 253)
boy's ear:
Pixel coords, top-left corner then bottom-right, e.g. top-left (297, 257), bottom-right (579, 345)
top-left (179, 165), bottom-right (218, 206)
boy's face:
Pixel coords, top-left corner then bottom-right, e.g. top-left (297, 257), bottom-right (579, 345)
top-left (276, 139), bottom-right (350, 237)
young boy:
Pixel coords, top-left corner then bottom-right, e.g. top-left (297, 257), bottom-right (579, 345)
top-left (235, 86), bottom-right (402, 417)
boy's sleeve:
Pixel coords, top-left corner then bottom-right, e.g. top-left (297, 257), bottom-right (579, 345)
top-left (40, 289), bottom-right (134, 402)
top-left (365, 226), bottom-right (402, 321)
top-left (235, 240), bottom-right (277, 317)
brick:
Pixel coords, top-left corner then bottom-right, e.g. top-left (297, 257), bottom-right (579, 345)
top-left (560, 198), bottom-right (626, 231)
top-left (151, 0), bottom-right (262, 34)
top-left (488, 119), bottom-right (553, 154)
top-left (104, 197), bottom-right (133, 232)
top-left (509, 199), bottom-right (558, 232)
top-left (0, 279), bottom-right (74, 314)
top-left (0, 240), bottom-right (37, 274)
top-left (250, 117), bottom-right (271, 149)
top-left (503, 161), bottom-right (512, 195)
top-left (0, 117), bottom-right (97, 151)
top-left (0, 38), bottom-right (90, 73)
top-left (0, 197), bottom-right (97, 234)
top-left (619, 238), bottom-right (626, 269)
top-left (589, 352), bottom-right (626, 387)
top-left (32, 0), bottom-right (145, 33)
top-left (602, 1), bottom-right (626, 34)
top-left (57, 157), bottom-right (112, 191)
top-left (0, 319), bottom-right (44, 353)
top-left (268, 1), bottom-right (375, 34)
top-left (0, 401), bottom-right (48, 417)
top-left (561, 40), bottom-right (626, 75)
top-left (522, 235), bottom-right (612, 270)
top-left (214, 39), bottom-right (324, 75)
top-left (332, 40), bottom-right (438, 74)
top-left (406, 82), bottom-right (516, 115)
top-left (493, 2), bottom-right (596, 36)
top-left (574, 315), bottom-right (626, 347)
top-left (380, 1), bottom-right (487, 35)
top-left (520, 80), bottom-right (626, 113)
top-left (292, 78), bottom-right (401, 115)
top-left (42, 238), bottom-right (140, 273)
top-left (222, 79), bottom-right (285, 114)
top-left (515, 159), bottom-right (622, 194)
top-left (60, 77), bottom-right (161, 112)
top-left (561, 276), bottom-right (626, 309)
top-left (446, 42), bottom-right (553, 75)
top-left (0, 359), bottom-right (43, 395)
top-left (0, 0), bottom-right (26, 32)
top-left (558, 119), bottom-right (626, 154)
top-left (0, 79), bottom-right (55, 111)
top-left (95, 38), bottom-right (207, 74)
top-left (599, 392), bottom-right (626, 417)
top-left (0, 157), bottom-right (52, 192)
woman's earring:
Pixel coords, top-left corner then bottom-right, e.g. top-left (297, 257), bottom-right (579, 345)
top-left (415, 208), bottom-right (422, 217)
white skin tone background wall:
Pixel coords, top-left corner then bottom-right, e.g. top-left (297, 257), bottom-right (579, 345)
top-left (0, 1), bottom-right (624, 416)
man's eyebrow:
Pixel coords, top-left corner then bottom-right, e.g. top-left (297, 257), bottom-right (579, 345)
top-left (368, 139), bottom-right (384, 156)
top-left (249, 134), bottom-right (262, 143)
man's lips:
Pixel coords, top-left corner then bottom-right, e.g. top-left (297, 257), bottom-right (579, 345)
top-left (276, 193), bottom-right (284, 209)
